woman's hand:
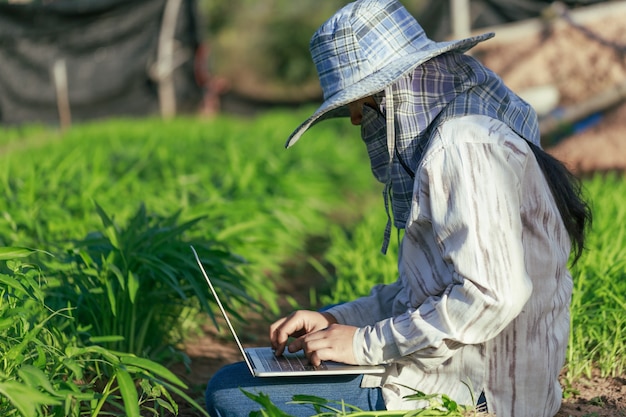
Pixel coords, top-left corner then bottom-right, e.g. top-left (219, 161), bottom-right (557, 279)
top-left (269, 310), bottom-right (358, 366)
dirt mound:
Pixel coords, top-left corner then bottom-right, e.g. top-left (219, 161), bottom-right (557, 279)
top-left (473, 1), bottom-right (626, 175)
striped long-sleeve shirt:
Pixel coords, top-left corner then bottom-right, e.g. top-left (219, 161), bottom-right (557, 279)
top-left (326, 114), bottom-right (572, 417)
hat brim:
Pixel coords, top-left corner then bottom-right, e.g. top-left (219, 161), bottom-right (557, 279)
top-left (285, 32), bottom-right (495, 148)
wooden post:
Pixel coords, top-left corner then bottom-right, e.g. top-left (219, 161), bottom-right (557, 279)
top-left (53, 59), bottom-right (71, 130)
top-left (156, 0), bottom-right (183, 118)
top-left (450, 0), bottom-right (471, 39)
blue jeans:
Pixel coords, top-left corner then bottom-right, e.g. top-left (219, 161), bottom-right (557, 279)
top-left (205, 362), bottom-right (488, 416)
top-left (205, 362), bottom-right (386, 417)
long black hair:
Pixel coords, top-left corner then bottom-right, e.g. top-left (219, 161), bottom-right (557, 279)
top-left (527, 141), bottom-right (592, 264)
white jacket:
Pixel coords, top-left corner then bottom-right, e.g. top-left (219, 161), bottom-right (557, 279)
top-left (327, 115), bottom-right (571, 417)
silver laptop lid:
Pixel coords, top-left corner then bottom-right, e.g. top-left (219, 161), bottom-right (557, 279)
top-left (191, 245), bottom-right (255, 375)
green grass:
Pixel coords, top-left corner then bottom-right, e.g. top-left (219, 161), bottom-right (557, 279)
top-left (0, 111), bottom-right (379, 415)
top-left (566, 173), bottom-right (626, 379)
top-left (0, 112), bottom-right (375, 279)
top-left (312, 209), bottom-right (399, 307)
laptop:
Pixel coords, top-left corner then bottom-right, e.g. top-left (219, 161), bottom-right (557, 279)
top-left (191, 246), bottom-right (386, 377)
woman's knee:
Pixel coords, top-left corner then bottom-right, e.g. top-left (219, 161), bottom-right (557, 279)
top-left (205, 362), bottom-right (256, 417)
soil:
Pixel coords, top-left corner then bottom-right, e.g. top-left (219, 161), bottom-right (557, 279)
top-left (173, 4), bottom-right (626, 416)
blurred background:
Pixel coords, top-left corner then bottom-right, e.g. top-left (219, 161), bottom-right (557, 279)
top-left (0, 0), bottom-right (625, 172)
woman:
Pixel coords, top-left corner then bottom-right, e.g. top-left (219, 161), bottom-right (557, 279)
top-left (206, 1), bottom-right (591, 416)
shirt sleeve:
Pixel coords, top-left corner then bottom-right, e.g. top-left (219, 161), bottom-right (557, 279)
top-left (324, 280), bottom-right (403, 328)
top-left (353, 120), bottom-right (535, 366)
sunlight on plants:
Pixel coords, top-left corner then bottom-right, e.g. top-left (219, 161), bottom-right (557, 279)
top-left (0, 114), bottom-right (624, 415)
top-left (0, 248), bottom-right (208, 416)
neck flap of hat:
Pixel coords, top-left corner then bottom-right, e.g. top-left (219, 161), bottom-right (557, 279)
top-left (363, 52), bottom-right (540, 254)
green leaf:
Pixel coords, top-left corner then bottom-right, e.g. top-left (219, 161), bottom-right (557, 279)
top-left (242, 390), bottom-right (296, 417)
top-left (94, 201), bottom-right (119, 247)
top-left (0, 246), bottom-right (34, 260)
top-left (440, 394), bottom-right (458, 412)
top-left (120, 355), bottom-right (187, 388)
top-left (89, 335), bottom-right (125, 344)
top-left (157, 379), bottom-right (210, 417)
top-left (105, 276), bottom-right (117, 317)
top-left (65, 345), bottom-right (120, 365)
top-left (61, 357), bottom-right (85, 380)
top-left (115, 367), bottom-right (140, 417)
top-left (156, 398), bottom-right (177, 414)
top-left (0, 381), bottom-right (61, 416)
top-left (0, 274), bottom-right (28, 296)
top-left (127, 270), bottom-right (140, 303)
top-left (18, 365), bottom-right (58, 395)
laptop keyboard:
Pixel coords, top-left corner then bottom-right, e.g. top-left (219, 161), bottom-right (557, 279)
top-left (259, 350), bottom-right (328, 372)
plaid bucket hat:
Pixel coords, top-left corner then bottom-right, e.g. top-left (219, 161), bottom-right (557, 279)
top-left (285, 0), bottom-right (494, 148)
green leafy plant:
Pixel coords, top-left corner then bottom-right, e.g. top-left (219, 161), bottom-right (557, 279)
top-left (44, 202), bottom-right (259, 359)
top-left (0, 246), bottom-right (208, 417)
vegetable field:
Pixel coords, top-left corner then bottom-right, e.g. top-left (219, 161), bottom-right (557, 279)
top-left (1, 111), bottom-right (624, 416)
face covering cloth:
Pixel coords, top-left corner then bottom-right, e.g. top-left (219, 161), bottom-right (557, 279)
top-left (361, 52), bottom-right (540, 254)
